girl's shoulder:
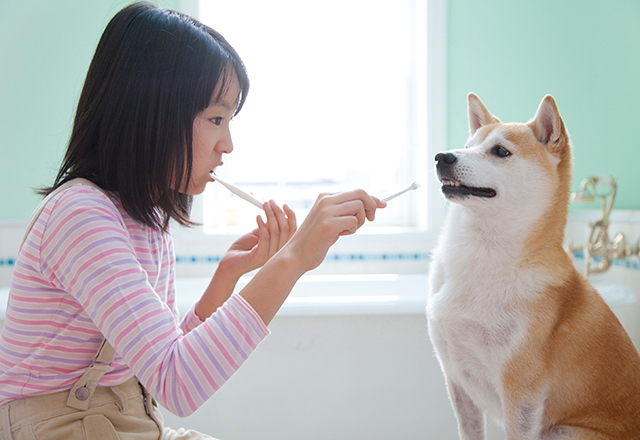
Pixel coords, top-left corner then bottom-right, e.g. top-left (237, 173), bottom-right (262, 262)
top-left (32, 181), bottom-right (170, 258)
top-left (44, 182), bottom-right (171, 240)
top-left (21, 182), bottom-right (133, 273)
top-left (45, 182), bottom-right (124, 225)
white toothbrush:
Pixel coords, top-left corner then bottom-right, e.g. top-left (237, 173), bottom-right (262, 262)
top-left (382, 181), bottom-right (421, 202)
top-left (211, 173), bottom-right (265, 210)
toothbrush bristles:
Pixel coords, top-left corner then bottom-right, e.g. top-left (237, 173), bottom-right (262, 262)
top-left (382, 181), bottom-right (421, 202)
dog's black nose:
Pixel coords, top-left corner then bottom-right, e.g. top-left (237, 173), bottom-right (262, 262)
top-left (435, 152), bottom-right (457, 165)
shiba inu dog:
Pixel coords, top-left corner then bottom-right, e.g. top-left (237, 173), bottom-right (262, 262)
top-left (427, 93), bottom-right (640, 439)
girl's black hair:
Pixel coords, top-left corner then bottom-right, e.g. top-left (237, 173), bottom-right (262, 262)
top-left (42, 2), bottom-right (249, 232)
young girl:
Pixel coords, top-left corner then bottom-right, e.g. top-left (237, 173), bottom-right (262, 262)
top-left (0, 3), bottom-right (385, 439)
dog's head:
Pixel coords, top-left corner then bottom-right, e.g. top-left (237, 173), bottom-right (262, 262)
top-left (435, 94), bottom-right (571, 216)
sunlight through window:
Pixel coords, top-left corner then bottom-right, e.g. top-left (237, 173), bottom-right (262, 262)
top-left (198, 0), bottom-right (428, 233)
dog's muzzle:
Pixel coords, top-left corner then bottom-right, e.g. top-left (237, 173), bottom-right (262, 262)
top-left (434, 152), bottom-right (497, 199)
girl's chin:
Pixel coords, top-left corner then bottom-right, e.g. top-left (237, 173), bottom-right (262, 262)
top-left (179, 180), bottom-right (208, 196)
top-left (189, 184), bottom-right (207, 195)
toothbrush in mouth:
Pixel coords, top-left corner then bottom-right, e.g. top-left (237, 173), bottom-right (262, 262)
top-left (382, 181), bottom-right (421, 202)
top-left (210, 173), bottom-right (265, 210)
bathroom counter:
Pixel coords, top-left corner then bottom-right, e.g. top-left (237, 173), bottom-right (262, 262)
top-left (0, 274), bottom-right (637, 322)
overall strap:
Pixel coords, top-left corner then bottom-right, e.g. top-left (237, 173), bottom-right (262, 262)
top-left (66, 339), bottom-right (117, 410)
top-left (19, 178), bottom-right (118, 410)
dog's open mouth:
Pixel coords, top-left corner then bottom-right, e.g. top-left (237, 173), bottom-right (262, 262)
top-left (441, 179), bottom-right (496, 198)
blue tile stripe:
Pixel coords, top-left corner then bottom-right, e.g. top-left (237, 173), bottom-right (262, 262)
top-left (326, 253), bottom-right (431, 262)
top-left (175, 252), bottom-right (432, 265)
top-left (0, 259), bottom-right (15, 267)
top-left (572, 251), bottom-right (640, 270)
top-left (3, 252), bottom-right (639, 270)
top-left (175, 255), bottom-right (223, 264)
top-left (0, 253), bottom-right (431, 268)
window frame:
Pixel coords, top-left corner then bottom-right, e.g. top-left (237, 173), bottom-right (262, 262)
top-left (174, 0), bottom-right (448, 275)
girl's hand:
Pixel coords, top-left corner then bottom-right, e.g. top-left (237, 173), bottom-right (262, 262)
top-left (219, 200), bottom-right (297, 280)
top-left (284, 190), bottom-right (386, 273)
top-left (195, 201), bottom-right (296, 321)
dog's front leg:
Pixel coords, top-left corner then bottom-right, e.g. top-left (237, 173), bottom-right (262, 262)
top-left (447, 379), bottom-right (485, 440)
top-left (503, 395), bottom-right (545, 440)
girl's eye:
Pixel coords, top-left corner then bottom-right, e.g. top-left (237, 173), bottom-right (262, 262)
top-left (210, 117), bottom-right (223, 126)
top-left (492, 145), bottom-right (511, 158)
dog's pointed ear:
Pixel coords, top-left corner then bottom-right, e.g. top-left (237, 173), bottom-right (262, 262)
top-left (468, 93), bottom-right (500, 135)
top-left (529, 95), bottom-right (566, 154)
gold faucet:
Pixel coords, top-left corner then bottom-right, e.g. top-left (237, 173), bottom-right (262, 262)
top-left (570, 175), bottom-right (640, 276)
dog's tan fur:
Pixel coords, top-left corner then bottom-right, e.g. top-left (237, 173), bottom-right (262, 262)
top-left (428, 94), bottom-right (640, 439)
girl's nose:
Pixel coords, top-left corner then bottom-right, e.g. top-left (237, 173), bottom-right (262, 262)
top-left (216, 131), bottom-right (234, 154)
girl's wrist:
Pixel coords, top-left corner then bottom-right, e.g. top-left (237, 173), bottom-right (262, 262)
top-left (238, 248), bottom-right (307, 325)
top-left (271, 246), bottom-right (308, 280)
top-left (195, 262), bottom-right (242, 320)
top-left (214, 257), bottom-right (245, 285)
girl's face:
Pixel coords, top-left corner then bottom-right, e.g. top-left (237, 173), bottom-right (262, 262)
top-left (185, 72), bottom-right (241, 195)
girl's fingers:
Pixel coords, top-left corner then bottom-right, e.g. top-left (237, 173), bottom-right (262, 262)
top-left (263, 201), bottom-right (280, 257)
top-left (269, 201), bottom-right (291, 251)
top-left (318, 190), bottom-right (386, 225)
top-left (327, 189), bottom-right (380, 212)
top-left (368, 196), bottom-right (387, 221)
top-left (283, 204), bottom-right (297, 241)
top-left (326, 198), bottom-right (383, 230)
top-left (263, 200), bottom-right (299, 257)
top-left (255, 214), bottom-right (270, 260)
top-left (328, 199), bottom-right (366, 229)
top-left (335, 214), bottom-right (360, 236)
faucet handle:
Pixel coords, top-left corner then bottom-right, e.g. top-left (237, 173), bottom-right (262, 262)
top-left (609, 233), bottom-right (627, 260)
top-left (612, 232), bottom-right (626, 247)
top-left (630, 237), bottom-right (640, 259)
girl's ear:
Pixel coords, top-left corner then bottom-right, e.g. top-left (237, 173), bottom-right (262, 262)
top-left (468, 93), bottom-right (500, 136)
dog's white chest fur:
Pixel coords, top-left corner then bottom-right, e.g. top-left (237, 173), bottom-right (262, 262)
top-left (427, 273), bottom-right (528, 420)
top-left (426, 207), bottom-right (543, 421)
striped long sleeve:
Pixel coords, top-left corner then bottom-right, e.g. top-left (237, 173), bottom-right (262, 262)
top-left (0, 184), bottom-right (269, 416)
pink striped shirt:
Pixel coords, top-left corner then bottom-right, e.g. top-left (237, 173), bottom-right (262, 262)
top-left (0, 183), bottom-right (269, 416)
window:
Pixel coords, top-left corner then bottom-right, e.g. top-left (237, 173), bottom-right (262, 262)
top-left (176, 0), bottom-right (447, 275)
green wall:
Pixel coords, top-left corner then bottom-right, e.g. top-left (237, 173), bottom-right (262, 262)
top-left (448, 0), bottom-right (640, 210)
top-left (2, 0), bottom-right (639, 220)
top-left (0, 0), bottom-right (178, 220)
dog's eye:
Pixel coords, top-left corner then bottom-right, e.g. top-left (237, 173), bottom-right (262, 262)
top-left (492, 145), bottom-right (511, 158)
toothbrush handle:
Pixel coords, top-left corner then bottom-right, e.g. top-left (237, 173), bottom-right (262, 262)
top-left (214, 177), bottom-right (265, 210)
top-left (382, 187), bottom-right (411, 202)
